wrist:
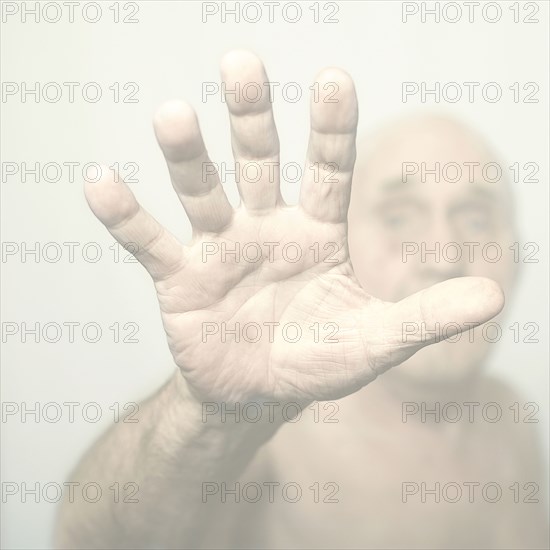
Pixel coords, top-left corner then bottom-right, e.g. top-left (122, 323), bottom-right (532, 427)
top-left (169, 372), bottom-right (285, 441)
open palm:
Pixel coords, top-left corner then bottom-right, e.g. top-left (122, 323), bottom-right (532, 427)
top-left (85, 51), bottom-right (504, 404)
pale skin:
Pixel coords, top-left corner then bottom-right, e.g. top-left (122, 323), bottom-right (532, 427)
top-left (55, 51), bottom-right (507, 549)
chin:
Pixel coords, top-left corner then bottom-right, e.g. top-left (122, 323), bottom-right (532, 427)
top-left (384, 340), bottom-right (492, 391)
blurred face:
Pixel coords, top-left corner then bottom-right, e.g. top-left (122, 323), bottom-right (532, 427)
top-left (348, 116), bottom-right (517, 387)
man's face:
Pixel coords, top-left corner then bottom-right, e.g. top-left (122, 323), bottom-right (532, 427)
top-left (348, 116), bottom-right (517, 386)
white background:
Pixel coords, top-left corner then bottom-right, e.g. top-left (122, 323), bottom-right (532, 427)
top-left (1, 1), bottom-right (549, 548)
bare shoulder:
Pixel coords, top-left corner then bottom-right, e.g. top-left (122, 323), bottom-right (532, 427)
top-left (473, 373), bottom-right (536, 405)
top-left (475, 374), bottom-right (544, 464)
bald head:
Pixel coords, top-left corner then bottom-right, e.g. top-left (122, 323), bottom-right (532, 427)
top-left (354, 113), bottom-right (512, 207)
top-left (347, 113), bottom-right (518, 386)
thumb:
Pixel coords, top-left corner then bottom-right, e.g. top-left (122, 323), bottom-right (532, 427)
top-left (368, 277), bottom-right (505, 375)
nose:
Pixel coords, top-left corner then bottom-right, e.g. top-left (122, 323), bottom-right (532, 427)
top-left (416, 215), bottom-right (466, 284)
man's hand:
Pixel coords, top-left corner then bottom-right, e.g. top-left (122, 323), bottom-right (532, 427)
top-left (84, 50), bottom-right (504, 404)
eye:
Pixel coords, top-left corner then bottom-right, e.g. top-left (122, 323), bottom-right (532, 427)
top-left (454, 204), bottom-right (493, 234)
top-left (383, 212), bottom-right (408, 229)
top-left (468, 215), bottom-right (489, 231)
top-left (379, 204), bottom-right (422, 232)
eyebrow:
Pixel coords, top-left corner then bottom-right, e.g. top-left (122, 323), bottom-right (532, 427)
top-left (381, 177), bottom-right (416, 190)
top-left (466, 185), bottom-right (498, 200)
top-left (380, 177), bottom-right (500, 199)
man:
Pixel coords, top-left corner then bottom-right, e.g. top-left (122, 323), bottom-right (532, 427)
top-left (55, 51), bottom-right (547, 549)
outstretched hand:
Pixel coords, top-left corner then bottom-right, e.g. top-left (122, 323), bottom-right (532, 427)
top-left (84, 50), bottom-right (504, 404)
